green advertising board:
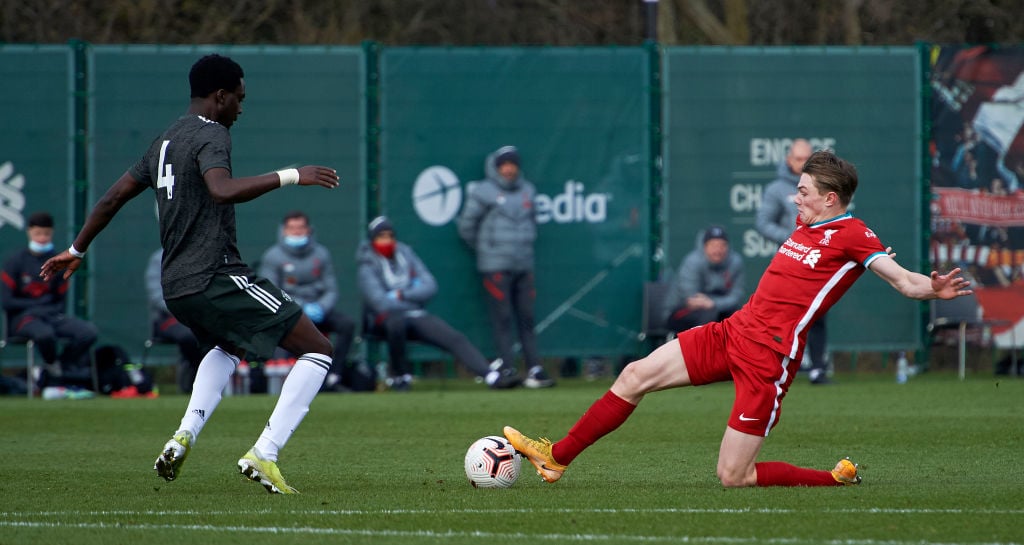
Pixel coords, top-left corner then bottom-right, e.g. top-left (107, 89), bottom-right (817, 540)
top-left (1, 43), bottom-right (931, 369)
top-left (86, 46), bottom-right (365, 354)
top-left (379, 47), bottom-right (652, 360)
top-left (0, 46), bottom-right (74, 301)
top-left (663, 46), bottom-right (922, 350)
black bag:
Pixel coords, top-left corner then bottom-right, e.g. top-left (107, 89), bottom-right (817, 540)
top-left (341, 359), bottom-right (376, 392)
top-left (93, 344), bottom-right (154, 395)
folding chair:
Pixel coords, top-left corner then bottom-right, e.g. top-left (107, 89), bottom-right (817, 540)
top-left (0, 313), bottom-right (99, 398)
top-left (928, 292), bottom-right (1015, 380)
top-left (0, 313), bottom-right (37, 399)
top-left (639, 281), bottom-right (672, 343)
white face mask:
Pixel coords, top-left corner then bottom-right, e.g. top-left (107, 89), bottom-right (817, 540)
top-left (284, 235), bottom-right (309, 248)
top-left (29, 240), bottom-right (54, 254)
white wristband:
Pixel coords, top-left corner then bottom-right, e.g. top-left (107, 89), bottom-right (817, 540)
top-left (276, 168), bottom-right (300, 187)
top-left (68, 244), bottom-right (86, 258)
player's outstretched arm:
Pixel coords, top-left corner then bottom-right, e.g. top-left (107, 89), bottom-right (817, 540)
top-left (204, 165), bottom-right (339, 204)
top-left (41, 173), bottom-right (148, 281)
top-left (869, 254), bottom-right (972, 300)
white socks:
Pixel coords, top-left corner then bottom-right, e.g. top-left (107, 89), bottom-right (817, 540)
top-left (253, 353), bottom-right (331, 461)
top-left (176, 347), bottom-right (239, 441)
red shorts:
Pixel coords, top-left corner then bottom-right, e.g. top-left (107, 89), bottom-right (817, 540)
top-left (677, 320), bottom-right (801, 437)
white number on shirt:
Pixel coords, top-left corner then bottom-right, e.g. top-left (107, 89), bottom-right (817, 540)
top-left (156, 140), bottom-right (175, 199)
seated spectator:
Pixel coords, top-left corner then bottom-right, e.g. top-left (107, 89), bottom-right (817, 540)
top-left (1, 211), bottom-right (98, 390)
top-left (357, 216), bottom-right (521, 390)
top-left (145, 248), bottom-right (203, 393)
top-left (259, 211), bottom-right (355, 391)
top-left (662, 225), bottom-right (745, 333)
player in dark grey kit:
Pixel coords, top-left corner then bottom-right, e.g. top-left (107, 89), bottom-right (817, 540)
top-left (40, 54), bottom-right (340, 494)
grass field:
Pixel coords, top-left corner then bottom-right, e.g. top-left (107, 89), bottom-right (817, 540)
top-left (1, 371), bottom-right (1022, 545)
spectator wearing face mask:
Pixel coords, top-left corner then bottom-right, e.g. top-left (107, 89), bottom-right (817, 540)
top-left (258, 210), bottom-right (355, 391)
top-left (358, 216), bottom-right (522, 391)
top-left (1, 211), bottom-right (99, 391)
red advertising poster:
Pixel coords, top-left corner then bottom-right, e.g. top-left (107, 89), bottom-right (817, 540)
top-left (930, 45), bottom-right (1024, 348)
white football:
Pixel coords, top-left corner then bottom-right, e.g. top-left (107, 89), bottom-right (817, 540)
top-left (464, 435), bottom-right (521, 488)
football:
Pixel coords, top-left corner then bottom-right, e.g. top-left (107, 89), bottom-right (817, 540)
top-left (464, 435), bottom-right (522, 488)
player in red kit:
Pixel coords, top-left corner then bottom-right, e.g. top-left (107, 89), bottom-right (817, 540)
top-left (505, 150), bottom-right (973, 487)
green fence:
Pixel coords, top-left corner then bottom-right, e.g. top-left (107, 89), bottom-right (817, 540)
top-left (0, 42), bottom-right (930, 366)
top-left (0, 45), bottom-right (75, 274)
top-left (378, 47), bottom-right (652, 358)
top-left (82, 45), bottom-right (366, 352)
top-left (662, 46), bottom-right (923, 350)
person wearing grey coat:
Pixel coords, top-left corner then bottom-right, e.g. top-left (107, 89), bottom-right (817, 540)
top-left (258, 211), bottom-right (354, 390)
top-left (662, 226), bottom-right (746, 333)
top-left (457, 145), bottom-right (553, 388)
top-left (358, 216), bottom-right (521, 391)
top-left (754, 139), bottom-right (831, 384)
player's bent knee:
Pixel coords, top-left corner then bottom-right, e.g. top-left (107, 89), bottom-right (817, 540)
top-left (612, 360), bottom-right (651, 397)
top-left (717, 464), bottom-right (755, 488)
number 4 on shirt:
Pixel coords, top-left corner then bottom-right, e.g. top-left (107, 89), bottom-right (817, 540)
top-left (157, 140), bottom-right (175, 199)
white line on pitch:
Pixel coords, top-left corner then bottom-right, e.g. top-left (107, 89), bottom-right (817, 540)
top-left (0, 520), bottom-right (1019, 545)
top-left (3, 507), bottom-right (1024, 517)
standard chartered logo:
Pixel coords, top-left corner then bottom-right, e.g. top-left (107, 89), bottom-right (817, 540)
top-left (411, 166), bottom-right (611, 226)
top-left (412, 166), bottom-right (463, 226)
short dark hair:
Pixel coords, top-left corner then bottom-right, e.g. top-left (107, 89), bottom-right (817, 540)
top-left (801, 150), bottom-right (858, 206)
top-left (282, 210), bottom-right (309, 225)
top-left (27, 211), bottom-right (54, 228)
top-left (189, 54), bottom-right (244, 98)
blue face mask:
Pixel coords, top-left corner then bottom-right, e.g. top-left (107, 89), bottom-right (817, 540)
top-left (29, 241), bottom-right (54, 254)
top-left (284, 235), bottom-right (309, 248)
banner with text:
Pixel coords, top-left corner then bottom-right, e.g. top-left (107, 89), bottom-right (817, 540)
top-left (930, 44), bottom-right (1024, 348)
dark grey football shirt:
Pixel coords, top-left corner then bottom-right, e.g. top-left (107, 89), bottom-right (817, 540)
top-left (129, 115), bottom-right (253, 299)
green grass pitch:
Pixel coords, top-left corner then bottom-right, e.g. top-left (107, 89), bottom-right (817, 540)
top-left (1, 372), bottom-right (1021, 544)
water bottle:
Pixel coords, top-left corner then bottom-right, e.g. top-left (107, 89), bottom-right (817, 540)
top-left (896, 350), bottom-right (909, 384)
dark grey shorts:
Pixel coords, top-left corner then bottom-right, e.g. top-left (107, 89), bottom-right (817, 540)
top-left (166, 273), bottom-right (302, 360)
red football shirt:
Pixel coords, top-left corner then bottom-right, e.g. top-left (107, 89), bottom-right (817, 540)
top-left (728, 213), bottom-right (887, 359)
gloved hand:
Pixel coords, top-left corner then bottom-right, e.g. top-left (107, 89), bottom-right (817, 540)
top-left (303, 302), bottom-right (325, 323)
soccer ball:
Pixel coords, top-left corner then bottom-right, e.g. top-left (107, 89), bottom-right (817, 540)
top-left (464, 435), bottom-right (521, 488)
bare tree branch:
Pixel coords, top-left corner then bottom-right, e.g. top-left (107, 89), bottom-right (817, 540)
top-left (680, 0), bottom-right (738, 45)
top-left (0, 0), bottom-right (1021, 46)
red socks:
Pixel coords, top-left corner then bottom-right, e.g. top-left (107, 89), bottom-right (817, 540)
top-left (755, 461), bottom-right (841, 487)
top-left (551, 390), bottom-right (636, 466)
top-left (547, 390), bottom-right (840, 487)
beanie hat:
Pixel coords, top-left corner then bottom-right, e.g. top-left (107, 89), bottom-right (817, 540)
top-left (703, 225), bottom-right (728, 245)
top-left (27, 211), bottom-right (54, 228)
top-left (368, 216), bottom-right (394, 239)
top-left (494, 146), bottom-right (520, 167)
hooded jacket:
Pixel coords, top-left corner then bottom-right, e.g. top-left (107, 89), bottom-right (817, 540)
top-left (755, 159), bottom-right (802, 246)
top-left (258, 228), bottom-right (338, 311)
top-left (356, 239), bottom-right (438, 320)
top-left (457, 146), bottom-right (537, 273)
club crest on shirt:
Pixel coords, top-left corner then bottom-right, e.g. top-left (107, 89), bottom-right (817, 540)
top-left (819, 229), bottom-right (839, 246)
